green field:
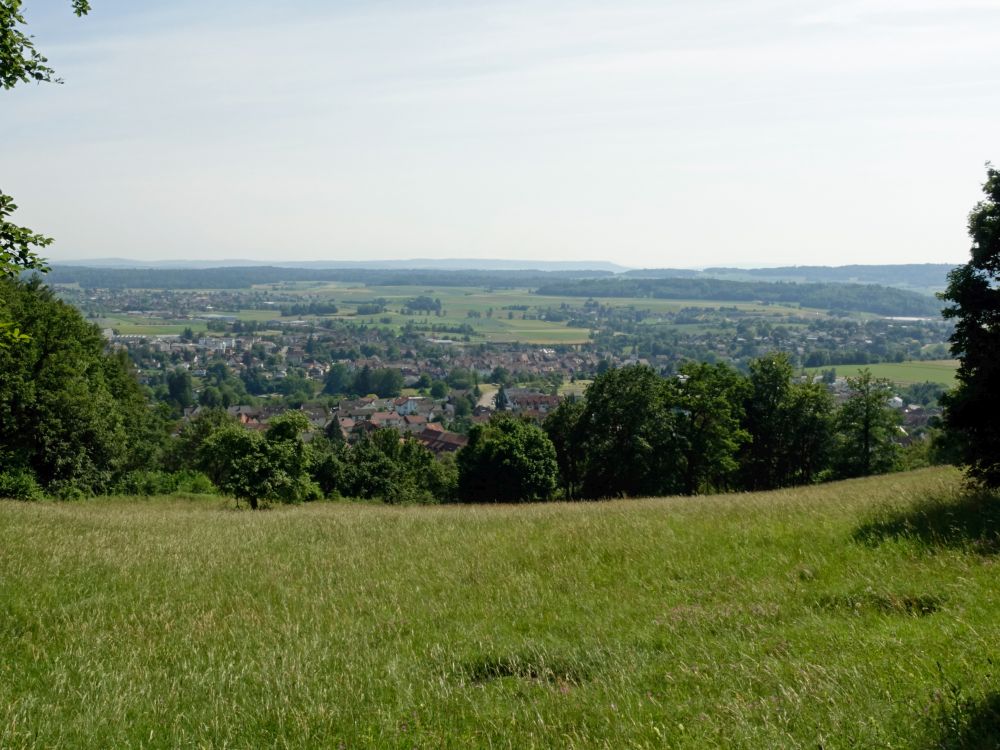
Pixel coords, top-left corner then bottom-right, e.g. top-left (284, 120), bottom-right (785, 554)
top-left (806, 360), bottom-right (959, 387)
top-left (3, 468), bottom-right (999, 747)
top-left (95, 283), bottom-right (848, 345)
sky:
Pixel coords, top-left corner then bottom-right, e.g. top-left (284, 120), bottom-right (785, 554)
top-left (3, 0), bottom-right (998, 268)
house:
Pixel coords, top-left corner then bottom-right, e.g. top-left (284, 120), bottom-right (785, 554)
top-left (394, 396), bottom-right (427, 416)
top-left (402, 414), bottom-right (428, 434)
top-left (506, 390), bottom-right (561, 415)
top-left (369, 411), bottom-right (404, 430)
top-left (416, 426), bottom-right (468, 455)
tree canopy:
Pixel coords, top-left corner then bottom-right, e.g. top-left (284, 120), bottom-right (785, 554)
top-left (0, 278), bottom-right (160, 495)
top-left (941, 164), bottom-right (1000, 487)
top-left (458, 414), bottom-right (558, 503)
top-left (198, 410), bottom-right (319, 509)
top-left (833, 369), bottom-right (901, 478)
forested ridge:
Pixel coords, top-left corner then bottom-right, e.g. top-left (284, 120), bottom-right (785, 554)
top-left (623, 263), bottom-right (953, 291)
top-left (44, 265), bottom-right (613, 290)
top-left (535, 277), bottom-right (942, 316)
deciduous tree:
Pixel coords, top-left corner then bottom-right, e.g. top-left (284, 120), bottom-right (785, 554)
top-left (198, 411), bottom-right (319, 509)
top-left (457, 414), bottom-right (557, 503)
top-left (941, 164), bottom-right (1000, 488)
top-left (576, 364), bottom-right (679, 499)
top-left (834, 369), bottom-right (901, 478)
top-left (0, 278), bottom-right (158, 494)
top-left (674, 361), bottom-right (748, 495)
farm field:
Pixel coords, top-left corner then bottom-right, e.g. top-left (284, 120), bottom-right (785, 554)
top-left (805, 360), bottom-right (959, 387)
top-left (3, 468), bottom-right (999, 748)
top-left (90, 282), bottom-right (843, 345)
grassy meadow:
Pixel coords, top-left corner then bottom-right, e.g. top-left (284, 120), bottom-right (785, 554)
top-left (3, 467), bottom-right (1000, 748)
top-left (805, 360), bottom-right (959, 387)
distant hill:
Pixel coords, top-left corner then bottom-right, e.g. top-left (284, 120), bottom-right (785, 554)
top-left (60, 257), bottom-right (631, 273)
top-left (44, 265), bottom-right (617, 290)
top-left (623, 264), bottom-right (956, 295)
top-left (534, 276), bottom-right (943, 317)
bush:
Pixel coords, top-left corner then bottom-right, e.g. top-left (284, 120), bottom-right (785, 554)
top-left (0, 470), bottom-right (44, 500)
top-left (112, 470), bottom-right (218, 496)
top-left (174, 471), bottom-right (218, 495)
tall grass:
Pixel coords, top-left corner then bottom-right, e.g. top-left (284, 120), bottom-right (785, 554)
top-left (2, 467), bottom-right (998, 748)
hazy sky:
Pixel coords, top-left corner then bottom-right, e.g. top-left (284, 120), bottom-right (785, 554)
top-left (4, 0), bottom-right (998, 267)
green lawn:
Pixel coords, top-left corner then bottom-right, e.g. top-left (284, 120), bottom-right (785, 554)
top-left (806, 360), bottom-right (959, 387)
top-left (3, 468), bottom-right (999, 748)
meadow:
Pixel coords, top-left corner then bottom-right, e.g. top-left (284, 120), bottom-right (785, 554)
top-left (806, 360), bottom-right (959, 387)
top-left (3, 467), bottom-right (999, 748)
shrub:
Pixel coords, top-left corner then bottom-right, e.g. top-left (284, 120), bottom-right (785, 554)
top-left (111, 470), bottom-right (219, 496)
top-left (0, 470), bottom-right (44, 501)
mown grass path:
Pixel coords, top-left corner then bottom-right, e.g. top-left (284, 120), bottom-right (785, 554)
top-left (2, 468), bottom-right (998, 748)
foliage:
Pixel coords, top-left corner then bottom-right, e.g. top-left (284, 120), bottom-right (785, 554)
top-left (941, 164), bottom-right (1000, 488)
top-left (308, 437), bottom-right (349, 497)
top-left (111, 469), bottom-right (216, 496)
top-left (575, 364), bottom-right (679, 499)
top-left (739, 354), bottom-right (796, 490)
top-left (457, 414), bottom-right (558, 503)
top-left (337, 428), bottom-right (453, 504)
top-left (162, 408), bottom-right (236, 472)
top-left (783, 380), bottom-right (836, 484)
top-left (0, 0), bottom-right (90, 90)
top-left (324, 364), bottom-right (403, 398)
top-left (0, 279), bottom-right (163, 495)
top-left (198, 411), bottom-right (319, 509)
top-left (674, 361), bottom-right (748, 494)
top-left (740, 354), bottom-right (835, 490)
top-left (355, 366), bottom-right (404, 398)
top-left (834, 369), bottom-right (901, 478)
top-left (322, 362), bottom-right (353, 395)
top-left (166, 367), bottom-right (194, 412)
top-left (543, 396), bottom-right (586, 498)
top-left (0, 191), bottom-right (50, 282)
top-left (0, 468), bottom-right (43, 500)
top-left (536, 276), bottom-right (942, 316)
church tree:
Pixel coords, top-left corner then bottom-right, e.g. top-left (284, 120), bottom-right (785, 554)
top-left (941, 164), bottom-right (1000, 488)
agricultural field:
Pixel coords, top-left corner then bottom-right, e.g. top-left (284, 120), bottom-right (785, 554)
top-left (806, 360), bottom-right (959, 387)
top-left (87, 282), bottom-right (845, 346)
top-left (3, 468), bottom-right (999, 748)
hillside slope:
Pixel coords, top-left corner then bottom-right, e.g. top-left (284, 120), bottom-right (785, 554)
top-left (2, 468), bottom-right (998, 748)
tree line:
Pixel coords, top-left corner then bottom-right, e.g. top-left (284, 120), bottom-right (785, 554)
top-left (42, 266), bottom-right (612, 290)
top-left (534, 277), bottom-right (942, 317)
